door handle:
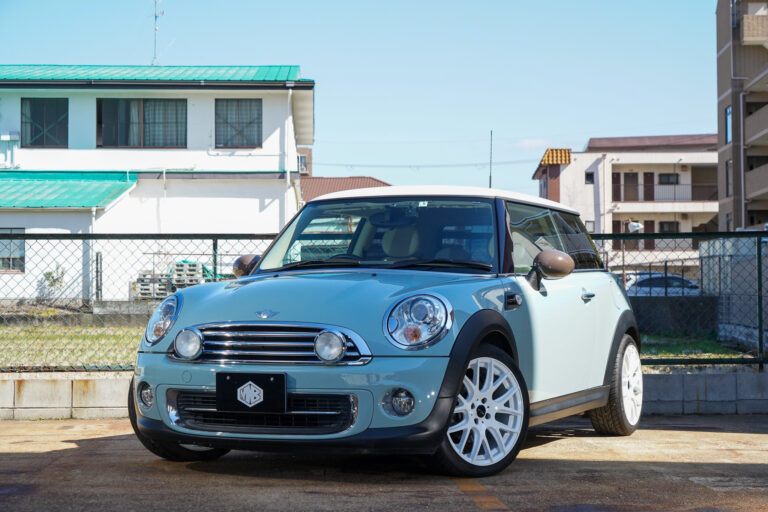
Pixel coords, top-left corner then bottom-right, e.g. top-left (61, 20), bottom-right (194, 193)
top-left (581, 290), bottom-right (595, 301)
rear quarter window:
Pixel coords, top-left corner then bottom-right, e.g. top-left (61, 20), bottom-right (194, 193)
top-left (550, 211), bottom-right (603, 270)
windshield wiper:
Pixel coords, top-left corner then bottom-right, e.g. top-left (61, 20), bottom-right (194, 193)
top-left (272, 258), bottom-right (361, 272)
top-left (387, 258), bottom-right (493, 271)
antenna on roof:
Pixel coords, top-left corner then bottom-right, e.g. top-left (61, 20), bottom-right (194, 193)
top-left (152, 0), bottom-right (164, 65)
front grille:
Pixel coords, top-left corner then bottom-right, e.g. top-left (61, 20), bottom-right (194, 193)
top-left (170, 390), bottom-right (357, 435)
top-left (192, 323), bottom-right (371, 365)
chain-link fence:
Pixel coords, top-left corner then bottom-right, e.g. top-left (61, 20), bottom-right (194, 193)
top-left (592, 231), bottom-right (767, 368)
top-left (0, 234), bottom-right (275, 371)
top-left (1, 232), bottom-right (766, 371)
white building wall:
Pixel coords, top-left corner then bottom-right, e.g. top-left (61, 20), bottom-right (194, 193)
top-left (0, 89), bottom-right (297, 172)
top-left (553, 151), bottom-right (719, 234)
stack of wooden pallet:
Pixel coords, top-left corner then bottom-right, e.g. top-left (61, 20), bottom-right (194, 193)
top-left (171, 262), bottom-right (206, 289)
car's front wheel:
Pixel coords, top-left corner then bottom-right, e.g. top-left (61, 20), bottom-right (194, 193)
top-left (128, 378), bottom-right (230, 462)
top-left (588, 334), bottom-right (643, 435)
top-left (432, 344), bottom-right (529, 477)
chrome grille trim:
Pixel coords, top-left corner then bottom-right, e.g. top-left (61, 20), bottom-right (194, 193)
top-left (169, 321), bottom-right (371, 365)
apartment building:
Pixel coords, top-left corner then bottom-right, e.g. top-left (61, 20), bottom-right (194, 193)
top-left (0, 64), bottom-right (314, 235)
top-left (716, 1), bottom-right (768, 230)
top-left (532, 135), bottom-right (718, 267)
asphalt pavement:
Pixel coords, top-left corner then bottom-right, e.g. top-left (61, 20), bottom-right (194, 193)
top-left (1, 415), bottom-right (766, 511)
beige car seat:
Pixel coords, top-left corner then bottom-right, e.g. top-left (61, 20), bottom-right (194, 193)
top-left (382, 226), bottom-right (420, 258)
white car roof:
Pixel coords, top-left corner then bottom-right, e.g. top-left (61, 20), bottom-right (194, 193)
top-left (310, 185), bottom-right (579, 215)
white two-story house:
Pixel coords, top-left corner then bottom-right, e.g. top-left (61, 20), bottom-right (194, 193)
top-left (0, 65), bottom-right (314, 302)
top-left (0, 64), bottom-right (314, 235)
top-left (532, 135), bottom-right (719, 270)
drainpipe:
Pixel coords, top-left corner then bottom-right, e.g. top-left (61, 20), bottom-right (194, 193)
top-left (285, 88), bottom-right (293, 186)
top-left (740, 91), bottom-right (747, 228)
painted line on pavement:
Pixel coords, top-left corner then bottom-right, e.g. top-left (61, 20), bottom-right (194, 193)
top-left (452, 478), bottom-right (510, 511)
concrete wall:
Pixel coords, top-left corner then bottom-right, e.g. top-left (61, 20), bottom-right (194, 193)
top-left (0, 89), bottom-right (298, 172)
top-left (2, 371), bottom-right (766, 419)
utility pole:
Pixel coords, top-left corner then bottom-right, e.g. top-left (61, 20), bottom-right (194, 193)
top-left (489, 130), bottom-right (493, 188)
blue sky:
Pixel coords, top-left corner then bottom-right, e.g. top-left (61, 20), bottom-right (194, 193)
top-left (1, 0), bottom-right (717, 195)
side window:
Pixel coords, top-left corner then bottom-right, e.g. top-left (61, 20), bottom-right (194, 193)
top-left (550, 211), bottom-right (603, 270)
top-left (505, 202), bottom-right (564, 273)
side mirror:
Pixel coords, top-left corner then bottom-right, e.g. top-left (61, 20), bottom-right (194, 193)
top-left (233, 254), bottom-right (260, 278)
top-left (525, 250), bottom-right (575, 291)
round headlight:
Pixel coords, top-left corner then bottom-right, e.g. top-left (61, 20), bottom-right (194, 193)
top-left (314, 330), bottom-right (346, 362)
top-left (385, 294), bottom-right (451, 350)
top-left (145, 294), bottom-right (181, 345)
top-left (173, 328), bottom-right (203, 360)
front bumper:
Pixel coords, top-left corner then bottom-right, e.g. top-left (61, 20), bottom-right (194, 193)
top-left (134, 352), bottom-right (452, 454)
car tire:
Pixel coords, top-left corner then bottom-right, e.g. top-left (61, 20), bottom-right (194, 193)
top-left (588, 334), bottom-right (643, 436)
top-left (128, 378), bottom-right (230, 462)
top-left (431, 344), bottom-right (529, 477)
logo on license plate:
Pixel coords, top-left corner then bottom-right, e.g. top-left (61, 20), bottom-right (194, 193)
top-left (237, 381), bottom-right (264, 407)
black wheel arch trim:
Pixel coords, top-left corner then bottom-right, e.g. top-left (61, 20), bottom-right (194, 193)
top-left (603, 309), bottom-right (640, 387)
top-left (438, 309), bottom-right (518, 399)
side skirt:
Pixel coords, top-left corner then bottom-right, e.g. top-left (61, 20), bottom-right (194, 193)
top-left (528, 386), bottom-right (609, 427)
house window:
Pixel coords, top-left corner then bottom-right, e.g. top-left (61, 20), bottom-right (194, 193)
top-left (298, 155), bottom-right (308, 174)
top-left (584, 220), bottom-right (595, 233)
top-left (215, 99), bottom-right (262, 148)
top-left (97, 99), bottom-right (187, 148)
top-left (0, 228), bottom-right (25, 272)
top-left (21, 98), bottom-right (68, 148)
top-left (659, 221), bottom-right (680, 233)
top-left (585, 171), bottom-right (594, 184)
top-left (659, 173), bottom-right (679, 185)
top-left (725, 160), bottom-right (733, 197)
top-left (725, 105), bottom-right (732, 144)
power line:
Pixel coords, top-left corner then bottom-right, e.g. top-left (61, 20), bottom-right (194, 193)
top-left (312, 158), bottom-right (537, 170)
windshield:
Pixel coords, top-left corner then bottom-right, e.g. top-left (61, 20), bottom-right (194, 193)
top-left (257, 197), bottom-right (498, 273)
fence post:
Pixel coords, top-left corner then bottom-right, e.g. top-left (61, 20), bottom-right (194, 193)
top-left (212, 238), bottom-right (219, 283)
top-left (758, 236), bottom-right (765, 371)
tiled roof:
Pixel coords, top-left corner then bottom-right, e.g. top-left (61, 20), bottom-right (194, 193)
top-left (539, 148), bottom-right (571, 166)
top-left (585, 134), bottom-right (717, 151)
top-left (0, 171), bottom-right (135, 208)
top-left (531, 148), bottom-right (571, 179)
top-left (301, 177), bottom-right (390, 202)
top-left (0, 65), bottom-right (306, 82)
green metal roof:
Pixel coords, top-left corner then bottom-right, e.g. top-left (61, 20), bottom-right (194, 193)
top-left (0, 65), bottom-right (306, 82)
top-left (0, 171), bottom-right (135, 209)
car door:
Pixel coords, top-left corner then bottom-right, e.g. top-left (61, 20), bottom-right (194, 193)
top-left (499, 202), bottom-right (604, 402)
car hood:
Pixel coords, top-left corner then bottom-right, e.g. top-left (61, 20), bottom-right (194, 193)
top-left (166, 269), bottom-right (502, 356)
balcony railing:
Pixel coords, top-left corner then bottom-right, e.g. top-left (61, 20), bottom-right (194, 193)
top-left (611, 184), bottom-right (717, 202)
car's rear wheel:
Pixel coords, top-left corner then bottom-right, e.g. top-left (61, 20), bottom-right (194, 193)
top-left (588, 334), bottom-right (643, 435)
top-left (431, 344), bottom-right (529, 477)
top-left (128, 378), bottom-right (230, 462)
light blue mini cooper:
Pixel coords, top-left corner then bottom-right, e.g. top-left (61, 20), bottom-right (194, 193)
top-left (129, 186), bottom-right (642, 476)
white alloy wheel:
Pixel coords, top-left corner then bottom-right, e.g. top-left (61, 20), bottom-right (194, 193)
top-left (621, 342), bottom-right (643, 426)
top-left (447, 356), bottom-right (525, 467)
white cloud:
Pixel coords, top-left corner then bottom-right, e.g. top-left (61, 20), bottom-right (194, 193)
top-left (514, 137), bottom-right (551, 150)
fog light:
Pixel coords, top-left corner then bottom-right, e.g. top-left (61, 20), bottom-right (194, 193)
top-left (382, 388), bottom-right (415, 417)
top-left (174, 328), bottom-right (203, 360)
top-left (314, 330), bottom-right (346, 362)
top-left (138, 382), bottom-right (154, 408)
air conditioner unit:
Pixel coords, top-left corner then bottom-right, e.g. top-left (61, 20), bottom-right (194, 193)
top-left (680, 165), bottom-right (689, 172)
